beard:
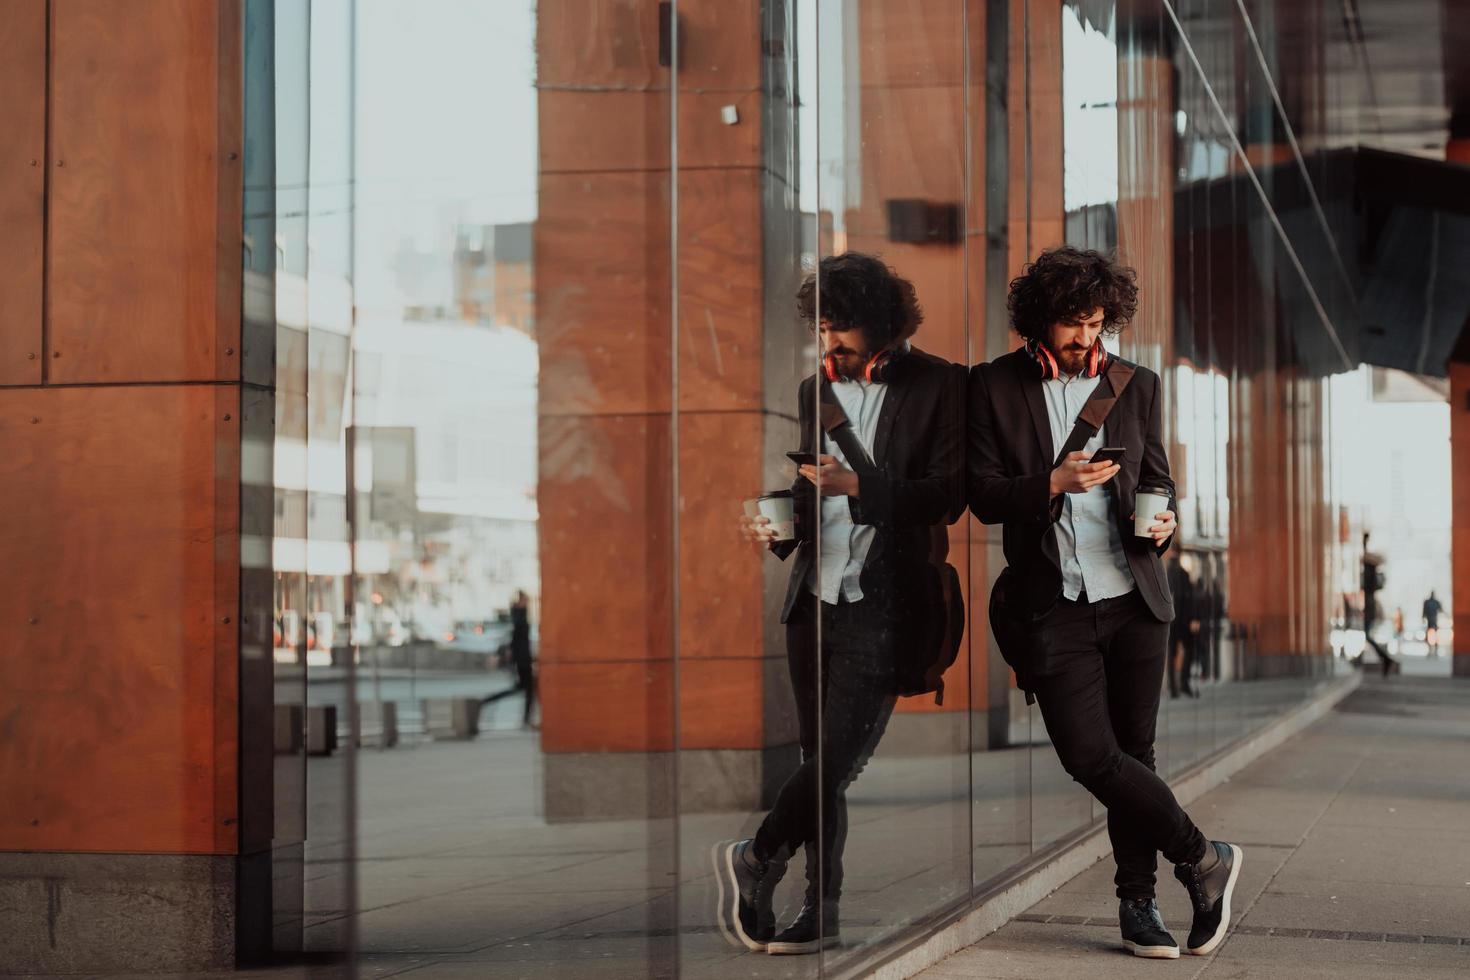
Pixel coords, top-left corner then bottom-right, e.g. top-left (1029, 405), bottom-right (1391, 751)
top-left (1058, 347), bottom-right (1089, 373)
top-left (827, 347), bottom-right (869, 378)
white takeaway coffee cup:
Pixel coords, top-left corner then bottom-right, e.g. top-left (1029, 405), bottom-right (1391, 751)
top-left (1134, 487), bottom-right (1172, 538)
top-left (743, 491), bottom-right (795, 541)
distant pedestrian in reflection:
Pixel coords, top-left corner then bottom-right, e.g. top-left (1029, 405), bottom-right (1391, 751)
top-left (1360, 534), bottom-right (1397, 676)
top-left (480, 590), bottom-right (536, 728)
top-left (1423, 590), bottom-right (1443, 656)
top-left (1201, 567), bottom-right (1224, 680)
top-left (969, 247), bottom-right (1243, 959)
top-left (1166, 556), bottom-right (1200, 699)
top-left (716, 253), bottom-right (965, 956)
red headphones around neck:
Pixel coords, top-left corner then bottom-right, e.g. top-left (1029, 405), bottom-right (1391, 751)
top-left (822, 346), bottom-right (901, 383)
top-left (1027, 338), bottom-right (1106, 381)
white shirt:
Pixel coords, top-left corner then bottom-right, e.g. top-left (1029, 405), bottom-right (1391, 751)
top-left (807, 377), bottom-right (887, 603)
top-left (1041, 371), bottom-right (1136, 602)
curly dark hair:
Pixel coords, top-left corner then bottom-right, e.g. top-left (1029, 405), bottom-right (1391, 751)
top-left (1007, 246), bottom-right (1138, 343)
top-left (796, 252), bottom-right (923, 348)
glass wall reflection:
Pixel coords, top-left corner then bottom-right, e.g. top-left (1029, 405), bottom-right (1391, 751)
top-left (249, 0), bottom-right (1352, 974)
top-left (347, 0), bottom-right (678, 973)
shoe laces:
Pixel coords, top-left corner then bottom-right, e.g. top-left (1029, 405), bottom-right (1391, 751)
top-left (749, 856), bottom-right (785, 901)
top-left (1124, 898), bottom-right (1164, 931)
top-left (1183, 864), bottom-right (1210, 911)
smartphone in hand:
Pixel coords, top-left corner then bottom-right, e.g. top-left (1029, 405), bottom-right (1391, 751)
top-left (1087, 447), bottom-right (1126, 467)
top-left (786, 451), bottom-right (819, 467)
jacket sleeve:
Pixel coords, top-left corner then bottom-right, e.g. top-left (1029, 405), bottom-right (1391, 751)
top-left (850, 362), bottom-right (966, 528)
top-left (1138, 370), bottom-right (1177, 556)
top-left (771, 378), bottom-right (817, 561)
top-left (966, 363), bottom-right (1055, 525)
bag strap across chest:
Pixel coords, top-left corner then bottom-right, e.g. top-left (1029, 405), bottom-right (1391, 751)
top-left (1051, 357), bottom-right (1136, 467)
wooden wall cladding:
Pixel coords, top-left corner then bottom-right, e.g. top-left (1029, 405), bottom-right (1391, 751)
top-left (0, 0), bottom-right (46, 385)
top-left (537, 413), bottom-right (673, 667)
top-left (537, 0), bottom-right (760, 92)
top-left (47, 0), bottom-right (241, 384)
top-left (536, 171), bottom-right (672, 417)
top-left (0, 385), bottom-right (240, 854)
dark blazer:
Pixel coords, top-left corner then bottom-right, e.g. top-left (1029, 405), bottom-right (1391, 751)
top-left (774, 346), bottom-right (966, 624)
top-left (967, 348), bottom-right (1176, 623)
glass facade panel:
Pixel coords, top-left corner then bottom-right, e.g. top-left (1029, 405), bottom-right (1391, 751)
top-left (819, 2), bottom-right (974, 963)
top-left (972, 0), bottom-right (1035, 906)
top-left (274, 0), bottom-right (1347, 972)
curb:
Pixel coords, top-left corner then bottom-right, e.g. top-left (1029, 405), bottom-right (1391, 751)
top-left (845, 669), bottom-right (1363, 980)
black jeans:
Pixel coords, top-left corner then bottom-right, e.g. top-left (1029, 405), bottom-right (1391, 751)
top-left (754, 592), bottom-right (897, 904)
top-left (1362, 613), bottom-right (1397, 675)
top-left (481, 652), bottom-right (535, 725)
top-left (1029, 589), bottom-right (1207, 900)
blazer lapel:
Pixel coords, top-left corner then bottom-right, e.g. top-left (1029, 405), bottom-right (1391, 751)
top-left (1015, 356), bottom-right (1055, 466)
top-left (1076, 363), bottom-right (1120, 432)
top-left (872, 368), bottom-right (911, 467)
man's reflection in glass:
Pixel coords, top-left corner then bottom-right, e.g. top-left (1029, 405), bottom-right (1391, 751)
top-left (716, 253), bottom-right (965, 955)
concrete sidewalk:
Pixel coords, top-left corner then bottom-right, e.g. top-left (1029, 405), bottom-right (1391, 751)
top-left (916, 671), bottom-right (1470, 979)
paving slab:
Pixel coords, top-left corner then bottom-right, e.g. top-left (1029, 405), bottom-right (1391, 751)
top-left (1199, 935), bottom-right (1470, 980)
top-left (916, 675), bottom-right (1470, 980)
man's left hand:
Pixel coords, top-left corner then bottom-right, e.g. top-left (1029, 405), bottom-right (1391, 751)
top-left (1134, 508), bottom-right (1177, 543)
top-left (800, 454), bottom-right (860, 497)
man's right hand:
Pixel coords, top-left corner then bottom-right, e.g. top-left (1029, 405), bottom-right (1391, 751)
top-left (1049, 451), bottom-right (1121, 496)
top-left (739, 514), bottom-right (779, 549)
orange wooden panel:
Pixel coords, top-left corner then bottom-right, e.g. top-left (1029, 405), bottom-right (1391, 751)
top-left (676, 412), bottom-right (763, 660)
top-left (538, 0), bottom-right (760, 92)
top-left (537, 169), bottom-right (764, 416)
top-left (677, 657), bottom-right (766, 749)
top-left (47, 0), bottom-right (242, 384)
top-left (1007, 0), bottom-right (1065, 270)
top-left (538, 413), bottom-right (673, 665)
top-left (846, 84), bottom-right (966, 240)
top-left (0, 385), bottom-right (240, 854)
top-left (964, 0), bottom-right (993, 362)
top-left (540, 90), bottom-right (761, 174)
top-left (676, 0), bottom-right (761, 90)
top-left (215, 0), bottom-right (244, 383)
top-left (1116, 54), bottom-right (1175, 359)
top-left (537, 0), bottom-right (663, 90)
top-left (676, 169), bottom-right (763, 412)
top-left (1027, 0), bottom-right (1066, 253)
top-left (537, 171), bottom-right (672, 416)
top-left (677, 92), bottom-right (761, 169)
top-left (540, 90), bottom-right (672, 174)
top-left (0, 0), bottom-right (46, 385)
top-left (539, 660), bottom-right (674, 753)
top-left (857, 0), bottom-right (965, 89)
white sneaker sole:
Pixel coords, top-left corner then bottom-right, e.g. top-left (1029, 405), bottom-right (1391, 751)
top-left (1122, 939), bottom-right (1180, 959)
top-left (1188, 843), bottom-right (1244, 956)
top-left (712, 841), bottom-right (739, 949)
top-left (768, 934), bottom-right (840, 955)
top-left (714, 841), bottom-right (768, 952)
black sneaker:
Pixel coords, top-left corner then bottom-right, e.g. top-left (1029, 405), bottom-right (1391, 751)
top-left (766, 902), bottom-right (840, 955)
top-left (1174, 841), bottom-right (1244, 955)
top-left (713, 839), bottom-right (785, 951)
top-left (1118, 897), bottom-right (1179, 959)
